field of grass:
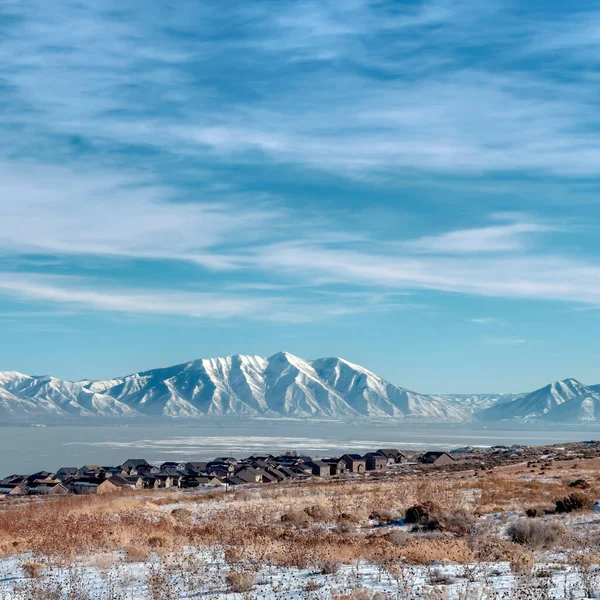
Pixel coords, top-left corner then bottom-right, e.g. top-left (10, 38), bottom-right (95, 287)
top-left (2, 454), bottom-right (600, 598)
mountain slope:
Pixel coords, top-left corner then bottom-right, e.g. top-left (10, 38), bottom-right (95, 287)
top-left (433, 393), bottom-right (524, 412)
top-left (0, 353), bottom-right (468, 421)
top-left (0, 358), bottom-right (597, 423)
top-left (477, 379), bottom-right (600, 422)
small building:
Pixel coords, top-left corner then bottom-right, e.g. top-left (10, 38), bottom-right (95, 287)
top-left (28, 482), bottom-right (68, 496)
top-left (275, 465), bottom-right (298, 479)
top-left (77, 465), bottom-right (101, 475)
top-left (235, 467), bottom-right (263, 484)
top-left (341, 454), bottom-right (366, 473)
top-left (375, 449), bottom-right (407, 465)
top-left (206, 461), bottom-right (236, 476)
top-left (106, 474), bottom-right (138, 489)
top-left (184, 461), bottom-right (208, 473)
top-left (214, 457), bottom-right (238, 465)
top-left (120, 459), bottom-right (157, 475)
top-left (363, 453), bottom-right (387, 471)
top-left (0, 484), bottom-right (24, 496)
top-left (322, 458), bottom-right (347, 476)
top-left (55, 467), bottom-right (79, 481)
top-left (420, 451), bottom-right (455, 466)
top-left (72, 478), bottom-right (119, 495)
top-left (305, 460), bottom-right (330, 478)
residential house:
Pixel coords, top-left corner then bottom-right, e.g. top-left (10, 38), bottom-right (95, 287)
top-left (235, 467), bottom-right (263, 484)
top-left (120, 459), bottom-right (156, 475)
top-left (322, 458), bottom-right (347, 476)
top-left (72, 478), bottom-right (119, 495)
top-left (206, 461), bottom-right (236, 477)
top-left (305, 460), bottom-right (330, 478)
top-left (77, 465), bottom-right (101, 476)
top-left (26, 471), bottom-right (55, 484)
top-left (375, 449), bottom-right (407, 465)
top-left (55, 467), bottom-right (78, 481)
top-left (276, 465), bottom-right (301, 479)
top-left (214, 457), bottom-right (238, 466)
top-left (160, 461), bottom-right (187, 473)
top-left (0, 483), bottom-right (25, 496)
top-left (341, 454), bottom-right (366, 473)
top-left (260, 470), bottom-right (279, 484)
top-left (420, 451), bottom-right (455, 466)
top-left (28, 482), bottom-right (68, 495)
top-left (106, 474), bottom-right (138, 489)
top-left (184, 461), bottom-right (208, 473)
top-left (363, 453), bottom-right (387, 471)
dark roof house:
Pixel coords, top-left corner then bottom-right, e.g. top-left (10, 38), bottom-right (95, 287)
top-left (341, 454), bottom-right (366, 473)
top-left (420, 451), bottom-right (455, 466)
top-left (363, 453), bottom-right (387, 471)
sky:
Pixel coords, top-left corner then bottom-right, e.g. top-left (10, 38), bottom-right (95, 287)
top-left (0, 0), bottom-right (599, 393)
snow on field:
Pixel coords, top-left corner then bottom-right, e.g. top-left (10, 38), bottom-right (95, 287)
top-left (1, 548), bottom-right (600, 599)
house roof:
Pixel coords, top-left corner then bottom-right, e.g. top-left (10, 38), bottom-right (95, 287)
top-left (108, 475), bottom-right (136, 487)
top-left (307, 460), bottom-right (329, 468)
top-left (226, 477), bottom-right (245, 485)
top-left (422, 451), bottom-right (454, 462)
top-left (120, 459), bottom-right (151, 468)
top-left (376, 449), bottom-right (406, 457)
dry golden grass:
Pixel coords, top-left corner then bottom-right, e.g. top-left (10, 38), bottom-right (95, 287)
top-left (0, 456), bottom-right (597, 574)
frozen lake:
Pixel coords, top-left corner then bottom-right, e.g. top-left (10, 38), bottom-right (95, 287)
top-left (2, 419), bottom-right (600, 476)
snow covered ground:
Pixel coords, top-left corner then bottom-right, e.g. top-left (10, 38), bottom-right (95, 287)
top-left (1, 547), bottom-right (600, 599)
top-left (3, 456), bottom-right (600, 599)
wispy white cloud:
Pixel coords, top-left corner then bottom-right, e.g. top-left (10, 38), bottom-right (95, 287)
top-left (468, 317), bottom-right (501, 324)
top-left (401, 217), bottom-right (554, 254)
top-left (0, 162), bottom-right (278, 269)
top-left (483, 337), bottom-right (527, 346)
top-left (0, 272), bottom-right (409, 324)
top-left (2, 0), bottom-right (600, 178)
top-left (1, 0), bottom-right (600, 327)
top-left (1, 159), bottom-right (599, 313)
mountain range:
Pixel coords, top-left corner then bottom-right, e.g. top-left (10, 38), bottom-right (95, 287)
top-left (0, 352), bottom-right (598, 423)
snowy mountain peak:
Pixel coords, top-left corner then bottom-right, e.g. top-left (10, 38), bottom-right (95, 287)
top-left (478, 378), bottom-right (600, 422)
top-left (1, 357), bottom-right (598, 423)
top-left (0, 353), bottom-right (468, 422)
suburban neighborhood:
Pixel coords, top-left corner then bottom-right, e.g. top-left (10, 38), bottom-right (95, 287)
top-left (0, 448), bottom-right (457, 497)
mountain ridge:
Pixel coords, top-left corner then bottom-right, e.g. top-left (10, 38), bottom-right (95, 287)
top-left (0, 353), bottom-right (597, 423)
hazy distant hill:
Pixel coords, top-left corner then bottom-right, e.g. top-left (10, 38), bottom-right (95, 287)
top-left (476, 378), bottom-right (600, 422)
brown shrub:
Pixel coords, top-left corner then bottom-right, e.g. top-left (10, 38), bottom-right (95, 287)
top-left (369, 509), bottom-right (395, 524)
top-left (569, 479), bottom-right (590, 490)
top-left (319, 559), bottom-right (341, 574)
top-left (507, 519), bottom-right (565, 550)
top-left (305, 504), bottom-right (332, 521)
top-left (405, 501), bottom-right (440, 525)
top-left (22, 561), bottom-right (44, 578)
top-left (437, 509), bottom-right (477, 536)
top-left (281, 510), bottom-right (313, 528)
top-left (170, 507), bottom-right (192, 520)
top-left (226, 570), bottom-right (255, 592)
top-left (555, 491), bottom-right (594, 513)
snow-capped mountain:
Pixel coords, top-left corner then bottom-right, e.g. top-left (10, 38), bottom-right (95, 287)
top-left (0, 352), bottom-right (468, 421)
top-left (477, 378), bottom-right (600, 422)
top-left (0, 356), bottom-right (598, 423)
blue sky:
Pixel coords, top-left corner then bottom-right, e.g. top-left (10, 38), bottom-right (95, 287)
top-left (1, 0), bottom-right (599, 392)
